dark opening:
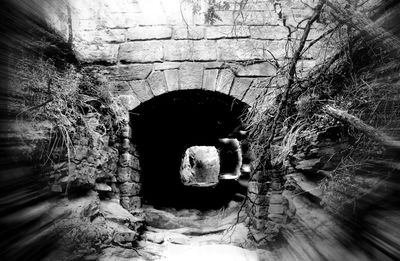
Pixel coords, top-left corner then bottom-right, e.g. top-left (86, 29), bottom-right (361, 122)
top-left (131, 90), bottom-right (249, 210)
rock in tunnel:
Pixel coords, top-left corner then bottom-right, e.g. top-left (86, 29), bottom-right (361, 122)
top-left (130, 90), bottom-right (250, 210)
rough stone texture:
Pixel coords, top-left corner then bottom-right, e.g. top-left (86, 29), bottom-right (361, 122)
top-left (241, 87), bottom-right (264, 106)
top-left (129, 80), bottom-right (154, 102)
top-left (248, 193), bottom-right (269, 206)
top-left (249, 26), bottom-right (288, 40)
top-left (147, 71), bottom-right (168, 96)
top-left (215, 69), bottom-right (234, 94)
top-left (180, 146), bottom-right (220, 187)
top-left (75, 29), bottom-right (126, 44)
top-left (117, 167), bottom-right (141, 183)
top-left (179, 63), bottom-right (203, 90)
top-left (172, 26), bottom-right (205, 39)
top-left (74, 43), bottom-right (119, 64)
top-left (202, 69), bottom-right (218, 91)
top-left (119, 152), bottom-right (140, 170)
top-left (268, 204), bottom-right (284, 214)
top-left (248, 181), bottom-right (269, 195)
top-left (120, 182), bottom-right (141, 196)
top-left (230, 77), bottom-right (253, 100)
top-left (108, 64), bottom-right (153, 81)
top-left (117, 95), bottom-right (141, 110)
top-left (217, 39), bottom-right (286, 61)
top-left (164, 69), bottom-right (180, 91)
top-left (236, 63), bottom-right (277, 77)
top-left (206, 25), bottom-right (250, 39)
top-left (120, 196), bottom-right (142, 210)
top-left (120, 125), bottom-right (132, 139)
top-left (109, 81), bottom-right (131, 95)
top-left (127, 26), bottom-right (172, 40)
top-left (163, 40), bottom-right (217, 61)
top-left (119, 41), bottom-right (163, 63)
top-left (269, 194), bottom-right (283, 204)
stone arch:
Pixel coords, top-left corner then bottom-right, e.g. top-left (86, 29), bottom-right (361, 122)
top-left (113, 62), bottom-right (278, 113)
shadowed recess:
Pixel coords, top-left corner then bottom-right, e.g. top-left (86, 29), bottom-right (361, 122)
top-left (130, 90), bottom-right (249, 210)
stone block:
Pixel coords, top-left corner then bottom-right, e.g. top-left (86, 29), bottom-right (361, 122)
top-left (234, 10), bottom-right (281, 26)
top-left (117, 167), bottom-right (130, 183)
top-left (271, 179), bottom-right (282, 191)
top-left (109, 81), bottom-right (132, 95)
top-left (74, 43), bottom-right (119, 64)
top-left (268, 213), bottom-right (284, 223)
top-left (206, 11), bottom-right (235, 25)
top-left (127, 26), bottom-right (172, 40)
top-left (121, 125), bottom-right (132, 138)
top-left (215, 69), bottom-right (234, 94)
top-left (119, 152), bottom-right (140, 170)
top-left (202, 69), bottom-right (218, 91)
top-left (74, 29), bottom-right (126, 44)
top-left (120, 196), bottom-right (142, 210)
top-left (206, 25), bottom-right (250, 39)
top-left (217, 39), bottom-right (262, 61)
top-left (269, 194), bottom-right (283, 204)
top-left (179, 63), bottom-right (203, 90)
top-left (117, 167), bottom-right (141, 183)
top-left (241, 87), bottom-right (264, 106)
top-left (248, 181), bottom-right (268, 195)
top-left (117, 95), bottom-right (141, 111)
top-left (164, 70), bottom-right (180, 91)
top-left (121, 138), bottom-right (130, 151)
top-left (147, 71), bottom-right (167, 96)
top-left (249, 26), bottom-right (288, 40)
top-left (119, 41), bottom-right (163, 63)
top-left (230, 77), bottom-right (252, 100)
top-left (236, 63), bottom-right (277, 77)
top-left (248, 193), bottom-right (269, 206)
top-left (268, 204), bottom-right (284, 214)
top-left (129, 80), bottom-right (154, 102)
top-left (249, 204), bottom-right (269, 218)
top-left (163, 40), bottom-right (217, 61)
top-left (119, 182), bottom-right (141, 196)
top-left (172, 26), bottom-right (205, 39)
top-left (108, 64), bottom-right (153, 81)
top-left (251, 217), bottom-right (266, 230)
top-left (217, 39), bottom-right (285, 61)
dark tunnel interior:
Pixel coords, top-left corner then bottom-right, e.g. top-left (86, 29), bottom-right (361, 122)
top-left (130, 90), bottom-right (249, 210)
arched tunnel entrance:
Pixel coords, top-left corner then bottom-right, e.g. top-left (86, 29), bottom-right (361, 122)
top-left (130, 90), bottom-right (250, 210)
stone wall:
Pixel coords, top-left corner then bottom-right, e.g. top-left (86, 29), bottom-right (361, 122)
top-left (43, 0), bottom-right (331, 213)
top-left (41, 0), bottom-right (330, 112)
